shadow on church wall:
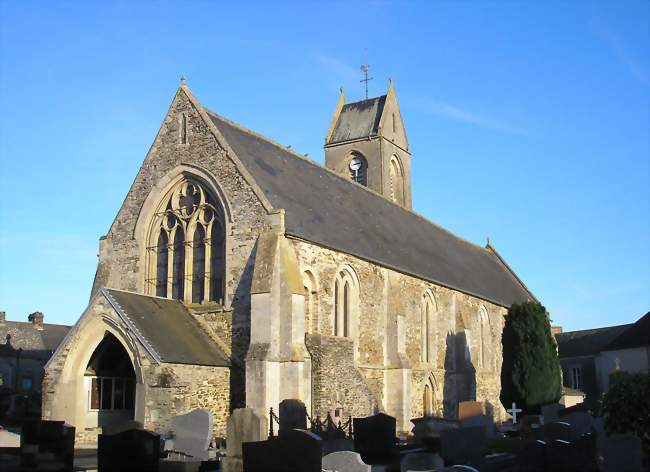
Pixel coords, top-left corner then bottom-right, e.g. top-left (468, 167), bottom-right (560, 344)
top-left (229, 239), bottom-right (259, 410)
top-left (443, 331), bottom-right (476, 419)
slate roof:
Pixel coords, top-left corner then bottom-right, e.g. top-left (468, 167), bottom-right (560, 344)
top-left (207, 110), bottom-right (533, 307)
top-left (326, 96), bottom-right (386, 144)
top-left (555, 324), bottom-right (631, 358)
top-left (602, 311), bottom-right (650, 351)
top-left (0, 321), bottom-right (70, 360)
top-left (104, 289), bottom-right (230, 367)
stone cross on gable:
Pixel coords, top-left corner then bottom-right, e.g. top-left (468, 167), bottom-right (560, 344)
top-left (507, 402), bottom-right (522, 424)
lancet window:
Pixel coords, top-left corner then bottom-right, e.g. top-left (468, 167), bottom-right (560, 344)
top-left (147, 178), bottom-right (225, 304)
top-left (478, 306), bottom-right (490, 369)
top-left (333, 268), bottom-right (358, 337)
top-left (421, 290), bottom-right (438, 364)
top-left (389, 155), bottom-right (404, 205)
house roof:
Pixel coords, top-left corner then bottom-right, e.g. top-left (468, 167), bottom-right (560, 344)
top-left (0, 321), bottom-right (70, 359)
top-left (104, 289), bottom-right (230, 367)
top-left (206, 109), bottom-right (533, 308)
top-left (326, 96), bottom-right (386, 145)
top-left (555, 324), bottom-right (631, 358)
top-left (602, 311), bottom-right (650, 351)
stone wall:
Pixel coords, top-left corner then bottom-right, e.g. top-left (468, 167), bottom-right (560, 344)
top-left (142, 363), bottom-right (230, 438)
top-left (291, 238), bottom-right (509, 425)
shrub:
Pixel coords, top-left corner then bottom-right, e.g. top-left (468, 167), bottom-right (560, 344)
top-left (500, 301), bottom-right (562, 414)
top-left (602, 371), bottom-right (650, 456)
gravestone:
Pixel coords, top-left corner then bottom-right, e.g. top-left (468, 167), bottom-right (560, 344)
top-left (322, 451), bottom-right (371, 472)
top-left (537, 421), bottom-right (574, 442)
top-left (457, 401), bottom-right (483, 420)
top-left (0, 428), bottom-right (20, 447)
top-left (560, 411), bottom-right (594, 437)
top-left (98, 428), bottom-right (161, 472)
top-left (170, 409), bottom-right (213, 460)
top-left (222, 408), bottom-right (267, 472)
top-left (21, 419), bottom-right (75, 472)
top-left (541, 403), bottom-right (564, 423)
top-left (411, 416), bottom-right (458, 451)
top-left (515, 439), bottom-right (546, 472)
top-left (440, 426), bottom-right (486, 467)
top-left (400, 451), bottom-right (444, 471)
top-left (278, 399), bottom-right (307, 437)
top-left (459, 415), bottom-right (494, 438)
top-left (601, 433), bottom-right (642, 472)
top-left (243, 429), bottom-right (322, 472)
top-left (353, 412), bottom-right (397, 466)
top-left (102, 419), bottom-right (143, 436)
top-left (519, 415), bottom-right (543, 440)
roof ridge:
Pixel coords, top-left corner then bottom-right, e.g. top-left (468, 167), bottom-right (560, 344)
top-left (556, 324), bottom-right (632, 336)
top-left (204, 108), bottom-right (491, 254)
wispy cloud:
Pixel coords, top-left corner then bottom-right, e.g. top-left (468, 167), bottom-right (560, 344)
top-left (416, 99), bottom-right (526, 135)
top-left (313, 54), bottom-right (359, 83)
top-left (593, 21), bottom-right (649, 85)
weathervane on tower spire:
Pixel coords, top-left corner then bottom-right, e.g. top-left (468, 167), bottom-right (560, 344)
top-left (360, 65), bottom-right (373, 99)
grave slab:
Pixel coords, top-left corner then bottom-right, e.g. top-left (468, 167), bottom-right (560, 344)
top-left (222, 408), bottom-right (267, 472)
top-left (457, 402), bottom-right (483, 420)
top-left (170, 409), bottom-right (213, 461)
top-left (400, 451), bottom-right (444, 471)
top-left (323, 450), bottom-right (371, 472)
top-left (278, 399), bottom-right (307, 437)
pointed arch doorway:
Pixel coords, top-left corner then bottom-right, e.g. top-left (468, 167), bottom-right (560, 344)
top-left (83, 332), bottom-right (137, 429)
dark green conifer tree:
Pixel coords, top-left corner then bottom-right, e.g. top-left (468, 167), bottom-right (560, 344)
top-left (500, 301), bottom-right (562, 413)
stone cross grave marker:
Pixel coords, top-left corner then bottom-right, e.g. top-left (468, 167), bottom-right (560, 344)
top-left (507, 402), bottom-right (522, 424)
top-left (170, 408), bottom-right (213, 461)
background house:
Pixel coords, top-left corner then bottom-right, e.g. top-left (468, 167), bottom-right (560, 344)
top-left (0, 311), bottom-right (70, 419)
top-left (555, 310), bottom-right (649, 409)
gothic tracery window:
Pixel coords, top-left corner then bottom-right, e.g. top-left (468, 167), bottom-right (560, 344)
top-left (147, 178), bottom-right (225, 304)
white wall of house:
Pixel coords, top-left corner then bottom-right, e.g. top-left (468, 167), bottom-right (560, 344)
top-left (597, 346), bottom-right (650, 393)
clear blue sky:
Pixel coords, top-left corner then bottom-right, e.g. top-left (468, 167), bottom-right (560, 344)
top-left (0, 1), bottom-right (648, 331)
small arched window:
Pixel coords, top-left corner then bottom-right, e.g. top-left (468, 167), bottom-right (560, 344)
top-left (333, 268), bottom-right (358, 338)
top-left (422, 290), bottom-right (438, 364)
top-left (347, 152), bottom-right (367, 186)
top-left (389, 156), bottom-right (405, 205)
top-left (147, 177), bottom-right (225, 304)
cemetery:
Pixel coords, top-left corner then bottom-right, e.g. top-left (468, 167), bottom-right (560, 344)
top-left (0, 395), bottom-right (647, 471)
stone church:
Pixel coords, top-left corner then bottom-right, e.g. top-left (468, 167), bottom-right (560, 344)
top-left (42, 80), bottom-right (534, 444)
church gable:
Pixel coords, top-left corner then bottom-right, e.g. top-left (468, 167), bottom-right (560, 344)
top-left (91, 85), bottom-right (273, 303)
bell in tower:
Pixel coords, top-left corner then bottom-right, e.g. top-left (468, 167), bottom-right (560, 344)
top-left (324, 79), bottom-right (412, 209)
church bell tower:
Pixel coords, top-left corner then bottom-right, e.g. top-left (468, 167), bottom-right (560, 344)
top-left (324, 80), bottom-right (412, 209)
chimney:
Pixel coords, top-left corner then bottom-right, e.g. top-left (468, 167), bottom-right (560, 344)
top-left (0, 311), bottom-right (5, 326)
top-left (551, 326), bottom-right (563, 335)
top-left (28, 311), bottom-right (44, 330)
